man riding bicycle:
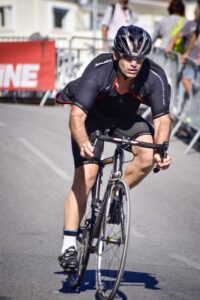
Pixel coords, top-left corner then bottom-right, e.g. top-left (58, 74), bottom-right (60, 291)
top-left (56, 25), bottom-right (172, 273)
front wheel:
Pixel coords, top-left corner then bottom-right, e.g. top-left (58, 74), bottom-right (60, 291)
top-left (96, 180), bottom-right (130, 300)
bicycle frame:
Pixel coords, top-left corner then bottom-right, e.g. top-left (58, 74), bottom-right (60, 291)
top-left (90, 141), bottom-right (126, 245)
top-left (68, 130), bottom-right (169, 293)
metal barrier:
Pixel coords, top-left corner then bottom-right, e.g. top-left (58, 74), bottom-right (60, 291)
top-left (171, 59), bottom-right (200, 153)
top-left (0, 36), bottom-right (199, 153)
top-left (140, 47), bottom-right (200, 153)
top-left (56, 36), bottom-right (108, 87)
top-left (149, 47), bottom-right (182, 116)
top-left (0, 35), bottom-right (69, 48)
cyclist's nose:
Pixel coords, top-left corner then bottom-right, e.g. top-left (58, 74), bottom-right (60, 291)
top-left (130, 59), bottom-right (137, 67)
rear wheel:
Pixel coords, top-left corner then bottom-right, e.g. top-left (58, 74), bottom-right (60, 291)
top-left (96, 180), bottom-right (130, 299)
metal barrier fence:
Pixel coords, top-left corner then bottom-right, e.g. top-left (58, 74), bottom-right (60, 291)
top-left (148, 47), bottom-right (182, 116)
top-left (171, 59), bottom-right (200, 153)
top-left (56, 36), bottom-right (111, 88)
top-left (0, 35), bottom-right (69, 48)
top-left (0, 36), bottom-right (199, 153)
top-left (148, 47), bottom-right (200, 153)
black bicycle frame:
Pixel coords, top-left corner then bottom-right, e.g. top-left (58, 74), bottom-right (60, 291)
top-left (90, 142), bottom-right (125, 241)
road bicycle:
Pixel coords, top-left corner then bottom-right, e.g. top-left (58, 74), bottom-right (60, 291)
top-left (67, 130), bottom-right (168, 299)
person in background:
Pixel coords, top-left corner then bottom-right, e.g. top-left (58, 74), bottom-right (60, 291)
top-left (165, 1), bottom-right (200, 99)
top-left (152, 0), bottom-right (187, 52)
top-left (165, 0), bottom-right (200, 59)
top-left (101, 0), bottom-right (138, 51)
top-left (178, 24), bottom-right (200, 99)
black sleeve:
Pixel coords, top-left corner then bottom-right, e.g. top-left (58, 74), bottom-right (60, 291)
top-left (148, 69), bottom-right (171, 119)
top-left (59, 70), bottom-right (99, 113)
top-left (73, 67), bottom-right (99, 113)
top-left (60, 53), bottom-right (114, 112)
top-left (62, 60), bottom-right (100, 114)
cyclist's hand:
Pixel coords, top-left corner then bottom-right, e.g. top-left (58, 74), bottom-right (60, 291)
top-left (180, 53), bottom-right (188, 64)
top-left (80, 140), bottom-right (94, 158)
top-left (153, 153), bottom-right (172, 170)
top-left (164, 46), bottom-right (171, 53)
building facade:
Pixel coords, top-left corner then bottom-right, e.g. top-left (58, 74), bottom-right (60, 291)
top-left (0, 0), bottom-right (196, 41)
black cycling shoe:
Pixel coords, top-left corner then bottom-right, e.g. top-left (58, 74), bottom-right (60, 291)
top-left (58, 246), bottom-right (78, 274)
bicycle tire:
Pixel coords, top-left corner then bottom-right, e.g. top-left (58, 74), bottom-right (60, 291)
top-left (68, 194), bottom-right (93, 288)
top-left (96, 180), bottom-right (130, 300)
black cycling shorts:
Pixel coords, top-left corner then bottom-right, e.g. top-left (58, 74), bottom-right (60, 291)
top-left (71, 113), bottom-right (154, 168)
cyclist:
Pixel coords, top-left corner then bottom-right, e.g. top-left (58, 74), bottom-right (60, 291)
top-left (56, 25), bottom-right (172, 273)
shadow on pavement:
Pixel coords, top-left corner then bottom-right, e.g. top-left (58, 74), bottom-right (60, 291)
top-left (55, 269), bottom-right (160, 296)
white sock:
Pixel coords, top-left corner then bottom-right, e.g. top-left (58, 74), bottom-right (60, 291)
top-left (61, 230), bottom-right (78, 254)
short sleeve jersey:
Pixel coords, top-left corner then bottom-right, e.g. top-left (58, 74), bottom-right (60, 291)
top-left (181, 20), bottom-right (197, 36)
top-left (152, 15), bottom-right (187, 48)
top-left (61, 53), bottom-right (171, 120)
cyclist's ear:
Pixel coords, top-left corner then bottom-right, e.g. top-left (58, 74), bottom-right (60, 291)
top-left (113, 49), bottom-right (120, 61)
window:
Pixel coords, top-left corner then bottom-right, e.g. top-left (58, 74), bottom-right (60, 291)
top-left (53, 7), bottom-right (68, 28)
top-left (0, 5), bottom-right (13, 30)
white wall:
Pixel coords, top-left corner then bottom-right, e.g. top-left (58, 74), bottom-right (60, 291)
top-left (0, 0), bottom-right (197, 39)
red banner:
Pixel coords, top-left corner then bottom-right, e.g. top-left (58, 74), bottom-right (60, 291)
top-left (0, 41), bottom-right (55, 91)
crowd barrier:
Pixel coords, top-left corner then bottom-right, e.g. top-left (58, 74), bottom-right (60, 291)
top-left (149, 47), bottom-right (182, 114)
top-left (170, 59), bottom-right (200, 153)
top-left (56, 36), bottom-right (112, 87)
top-left (147, 47), bottom-right (200, 153)
top-left (0, 36), bottom-right (199, 153)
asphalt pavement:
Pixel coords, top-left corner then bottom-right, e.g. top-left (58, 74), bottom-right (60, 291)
top-left (0, 103), bottom-right (200, 300)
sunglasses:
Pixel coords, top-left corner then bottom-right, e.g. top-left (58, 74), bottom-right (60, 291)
top-left (121, 54), bottom-right (146, 63)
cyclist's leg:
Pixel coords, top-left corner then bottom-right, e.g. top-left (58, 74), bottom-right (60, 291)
top-left (124, 134), bottom-right (154, 189)
top-left (64, 163), bottom-right (99, 231)
top-left (113, 114), bottom-right (154, 189)
top-left (59, 112), bottom-right (118, 271)
top-left (63, 112), bottom-right (114, 232)
top-left (59, 163), bottom-right (99, 272)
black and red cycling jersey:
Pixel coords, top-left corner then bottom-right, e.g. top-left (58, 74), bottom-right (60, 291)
top-left (58, 53), bottom-right (171, 119)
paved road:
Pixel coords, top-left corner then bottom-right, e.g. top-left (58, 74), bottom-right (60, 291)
top-left (0, 103), bottom-right (200, 300)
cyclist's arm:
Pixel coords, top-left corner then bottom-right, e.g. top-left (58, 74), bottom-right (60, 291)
top-left (153, 113), bottom-right (171, 144)
top-left (181, 32), bottom-right (196, 63)
top-left (101, 5), bottom-right (112, 50)
top-left (165, 31), bottom-right (183, 53)
top-left (148, 69), bottom-right (172, 169)
top-left (69, 105), bottom-right (94, 158)
top-left (101, 26), bottom-right (109, 50)
top-left (153, 114), bottom-right (171, 170)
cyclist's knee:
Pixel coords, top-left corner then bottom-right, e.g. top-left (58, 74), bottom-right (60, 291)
top-left (139, 151), bottom-right (154, 172)
top-left (134, 141), bottom-right (154, 165)
top-left (126, 159), bottom-right (153, 178)
top-left (73, 164), bottom-right (99, 193)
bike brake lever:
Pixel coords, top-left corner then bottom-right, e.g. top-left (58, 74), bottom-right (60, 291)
top-left (153, 142), bottom-right (169, 174)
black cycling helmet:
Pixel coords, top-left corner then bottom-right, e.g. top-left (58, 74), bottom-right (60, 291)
top-left (113, 25), bottom-right (152, 57)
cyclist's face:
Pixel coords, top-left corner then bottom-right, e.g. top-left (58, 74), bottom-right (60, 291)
top-left (118, 54), bottom-right (145, 78)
